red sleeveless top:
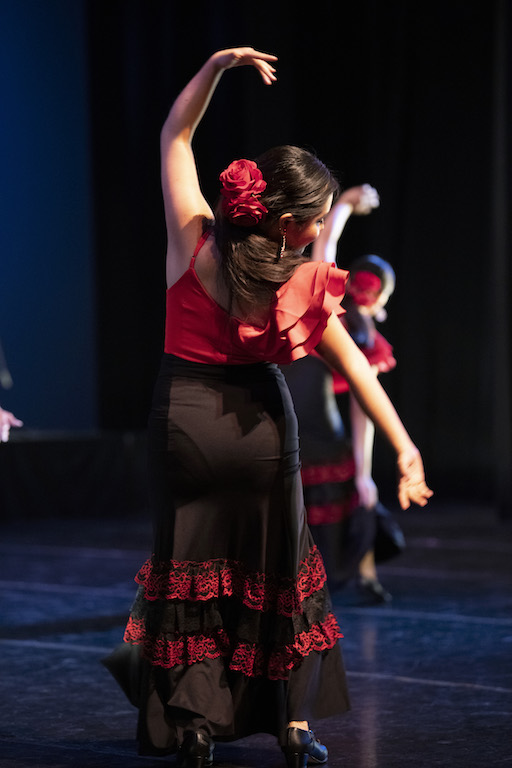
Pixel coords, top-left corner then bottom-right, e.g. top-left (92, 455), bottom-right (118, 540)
top-left (164, 233), bottom-right (349, 365)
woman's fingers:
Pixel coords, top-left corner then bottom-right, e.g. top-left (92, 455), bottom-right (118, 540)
top-left (397, 449), bottom-right (433, 509)
top-left (220, 47), bottom-right (278, 84)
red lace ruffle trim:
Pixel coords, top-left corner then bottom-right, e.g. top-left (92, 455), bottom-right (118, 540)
top-left (134, 545), bottom-right (326, 617)
top-left (301, 458), bottom-right (355, 487)
top-left (124, 611), bottom-right (342, 680)
top-left (307, 499), bottom-right (357, 525)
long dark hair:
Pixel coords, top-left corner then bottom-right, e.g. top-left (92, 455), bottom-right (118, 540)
top-left (213, 145), bottom-right (339, 309)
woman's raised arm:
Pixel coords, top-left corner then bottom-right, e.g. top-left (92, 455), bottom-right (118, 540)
top-left (161, 47), bottom-right (277, 286)
top-left (311, 184), bottom-right (379, 264)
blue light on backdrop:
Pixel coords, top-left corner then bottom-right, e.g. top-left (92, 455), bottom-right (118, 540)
top-left (0, 0), bottom-right (97, 431)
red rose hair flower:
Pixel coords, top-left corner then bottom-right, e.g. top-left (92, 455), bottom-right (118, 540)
top-left (219, 159), bottom-right (268, 226)
top-left (348, 270), bottom-right (382, 306)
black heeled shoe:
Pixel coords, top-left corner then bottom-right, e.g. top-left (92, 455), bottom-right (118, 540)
top-left (281, 727), bottom-right (328, 768)
top-left (176, 731), bottom-right (214, 768)
top-left (357, 576), bottom-right (392, 604)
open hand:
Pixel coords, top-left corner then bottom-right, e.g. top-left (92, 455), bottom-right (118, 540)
top-left (397, 446), bottom-right (433, 510)
top-left (338, 184), bottom-right (380, 215)
top-left (213, 47), bottom-right (278, 85)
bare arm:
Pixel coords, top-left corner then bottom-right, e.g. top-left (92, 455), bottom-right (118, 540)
top-left (161, 47), bottom-right (277, 287)
top-left (349, 386), bottom-right (378, 508)
top-left (316, 314), bottom-right (432, 509)
top-left (311, 184), bottom-right (379, 263)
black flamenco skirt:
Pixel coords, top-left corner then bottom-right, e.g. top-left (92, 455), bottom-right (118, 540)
top-left (103, 354), bottom-right (349, 756)
top-left (281, 355), bottom-right (367, 589)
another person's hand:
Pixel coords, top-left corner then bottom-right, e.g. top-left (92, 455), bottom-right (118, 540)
top-left (0, 407), bottom-right (23, 442)
top-left (355, 473), bottom-right (379, 509)
top-left (212, 47), bottom-right (278, 85)
top-left (338, 184), bottom-right (380, 215)
top-left (396, 447), bottom-right (433, 510)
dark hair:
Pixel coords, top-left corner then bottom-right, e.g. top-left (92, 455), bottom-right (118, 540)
top-left (214, 145), bottom-right (339, 310)
top-left (344, 255), bottom-right (396, 346)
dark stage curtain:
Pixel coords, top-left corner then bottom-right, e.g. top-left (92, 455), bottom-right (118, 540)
top-left (85, 1), bottom-right (511, 512)
top-left (488, 0), bottom-right (512, 518)
top-left (0, 432), bottom-right (148, 521)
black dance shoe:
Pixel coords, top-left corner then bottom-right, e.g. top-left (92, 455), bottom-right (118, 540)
top-left (281, 727), bottom-right (328, 768)
top-left (357, 576), bottom-right (392, 604)
top-left (176, 731), bottom-right (214, 768)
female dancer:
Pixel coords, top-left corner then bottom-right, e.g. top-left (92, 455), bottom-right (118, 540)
top-left (334, 254), bottom-right (400, 602)
top-left (287, 193), bottom-right (403, 600)
top-left (105, 47), bottom-right (432, 768)
top-left (281, 186), bottom-right (383, 590)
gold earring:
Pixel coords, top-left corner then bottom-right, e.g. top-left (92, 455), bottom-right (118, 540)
top-left (277, 228), bottom-right (287, 259)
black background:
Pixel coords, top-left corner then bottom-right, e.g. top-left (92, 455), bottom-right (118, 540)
top-left (87, 0), bottom-right (511, 508)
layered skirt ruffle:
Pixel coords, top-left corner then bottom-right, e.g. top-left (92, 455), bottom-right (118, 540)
top-left (124, 545), bottom-right (340, 680)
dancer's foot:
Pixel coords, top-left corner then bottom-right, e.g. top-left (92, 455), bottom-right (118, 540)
top-left (357, 575), bottom-right (392, 603)
top-left (282, 726), bottom-right (328, 767)
top-left (176, 731), bottom-right (214, 768)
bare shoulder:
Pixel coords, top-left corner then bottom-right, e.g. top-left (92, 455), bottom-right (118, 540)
top-left (166, 216), bottom-right (214, 288)
top-left (194, 234), bottom-right (231, 310)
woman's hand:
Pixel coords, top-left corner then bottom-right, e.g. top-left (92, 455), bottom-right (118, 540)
top-left (338, 184), bottom-right (380, 215)
top-left (0, 407), bottom-right (23, 442)
top-left (355, 473), bottom-right (379, 509)
top-left (212, 47), bottom-right (278, 85)
top-left (396, 446), bottom-right (433, 510)
top-left (311, 184), bottom-right (379, 262)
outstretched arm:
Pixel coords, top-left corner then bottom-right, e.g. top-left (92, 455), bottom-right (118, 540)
top-left (316, 314), bottom-right (433, 509)
top-left (161, 47), bottom-right (277, 287)
top-left (311, 184), bottom-right (379, 263)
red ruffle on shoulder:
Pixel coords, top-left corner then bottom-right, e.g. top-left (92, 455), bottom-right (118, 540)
top-left (273, 261), bottom-right (349, 359)
top-left (236, 261), bottom-right (348, 363)
top-left (165, 259), bottom-right (348, 365)
top-left (332, 328), bottom-right (397, 394)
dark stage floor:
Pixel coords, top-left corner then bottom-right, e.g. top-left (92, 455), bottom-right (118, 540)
top-left (1, 500), bottom-right (511, 767)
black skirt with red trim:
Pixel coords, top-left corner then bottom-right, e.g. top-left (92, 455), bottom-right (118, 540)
top-left (281, 355), bottom-right (367, 588)
top-left (103, 354), bottom-right (349, 755)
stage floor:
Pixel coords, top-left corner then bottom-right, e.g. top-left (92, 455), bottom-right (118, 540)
top-left (1, 501), bottom-right (511, 767)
